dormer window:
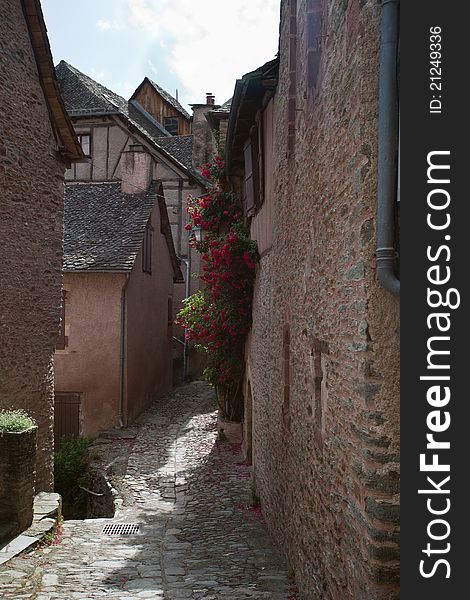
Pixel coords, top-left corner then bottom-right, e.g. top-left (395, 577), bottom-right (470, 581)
top-left (78, 133), bottom-right (91, 157)
top-left (164, 117), bottom-right (179, 136)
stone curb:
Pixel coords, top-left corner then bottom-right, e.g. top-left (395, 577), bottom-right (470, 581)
top-left (0, 492), bottom-right (61, 565)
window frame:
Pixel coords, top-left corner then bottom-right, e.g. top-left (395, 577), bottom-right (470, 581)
top-left (142, 219), bottom-right (153, 274)
top-left (56, 289), bottom-right (68, 350)
top-left (167, 296), bottom-right (173, 326)
top-left (77, 133), bottom-right (91, 158)
top-left (164, 116), bottom-right (179, 136)
top-left (243, 121), bottom-right (264, 217)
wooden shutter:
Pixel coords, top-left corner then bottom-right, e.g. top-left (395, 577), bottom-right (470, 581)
top-left (250, 125), bottom-right (260, 212)
top-left (244, 124), bottom-right (262, 216)
top-left (142, 220), bottom-right (153, 274)
top-left (255, 113), bottom-right (264, 211)
top-left (167, 296), bottom-right (173, 326)
top-left (56, 289), bottom-right (67, 350)
top-left (244, 138), bottom-right (255, 215)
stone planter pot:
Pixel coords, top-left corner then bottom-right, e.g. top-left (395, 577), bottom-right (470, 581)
top-left (218, 416), bottom-right (243, 443)
top-left (0, 426), bottom-right (37, 543)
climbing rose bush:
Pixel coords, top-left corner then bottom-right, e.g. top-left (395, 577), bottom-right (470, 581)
top-left (185, 189), bottom-right (242, 238)
top-left (177, 155), bottom-right (258, 421)
top-left (199, 154), bottom-right (225, 182)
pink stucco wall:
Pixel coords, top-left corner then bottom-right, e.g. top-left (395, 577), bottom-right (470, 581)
top-left (54, 273), bottom-right (124, 437)
top-left (125, 201), bottom-right (175, 423)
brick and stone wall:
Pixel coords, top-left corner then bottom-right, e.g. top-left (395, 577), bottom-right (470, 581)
top-left (0, 0), bottom-right (66, 491)
top-left (246, 1), bottom-right (400, 598)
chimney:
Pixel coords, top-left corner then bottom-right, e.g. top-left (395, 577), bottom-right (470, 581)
top-left (189, 93), bottom-right (219, 169)
top-left (120, 144), bottom-right (152, 194)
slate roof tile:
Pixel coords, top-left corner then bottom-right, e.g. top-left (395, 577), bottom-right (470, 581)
top-left (56, 62), bottom-right (209, 187)
top-left (56, 61), bottom-right (171, 139)
top-left (64, 181), bottom-right (156, 272)
top-left (156, 135), bottom-right (194, 172)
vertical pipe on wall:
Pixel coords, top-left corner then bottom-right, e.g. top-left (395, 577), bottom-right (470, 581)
top-left (376, 0), bottom-right (400, 295)
top-left (182, 257), bottom-right (190, 381)
top-left (119, 274), bottom-right (130, 427)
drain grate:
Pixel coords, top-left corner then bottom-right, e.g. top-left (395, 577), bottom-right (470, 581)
top-left (101, 523), bottom-right (140, 536)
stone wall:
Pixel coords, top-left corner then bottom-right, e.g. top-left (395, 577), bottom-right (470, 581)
top-left (0, 427), bottom-right (37, 541)
top-left (191, 104), bottom-right (217, 170)
top-left (0, 0), bottom-right (66, 491)
top-left (246, 1), bottom-right (400, 598)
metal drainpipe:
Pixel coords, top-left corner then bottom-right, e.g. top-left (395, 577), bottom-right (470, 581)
top-left (376, 0), bottom-right (400, 295)
top-left (119, 274), bottom-right (130, 428)
top-left (182, 256), bottom-right (191, 380)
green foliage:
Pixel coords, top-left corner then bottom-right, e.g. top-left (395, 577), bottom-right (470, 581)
top-left (0, 409), bottom-right (35, 432)
top-left (54, 436), bottom-right (92, 519)
top-left (39, 516), bottom-right (64, 548)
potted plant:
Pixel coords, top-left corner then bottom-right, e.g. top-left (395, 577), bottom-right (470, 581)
top-left (0, 410), bottom-right (37, 542)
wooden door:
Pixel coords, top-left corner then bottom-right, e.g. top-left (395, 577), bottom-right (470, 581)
top-left (54, 393), bottom-right (81, 450)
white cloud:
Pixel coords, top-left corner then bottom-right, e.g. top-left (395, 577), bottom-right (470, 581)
top-left (147, 58), bottom-right (159, 77)
top-left (127, 0), bottom-right (279, 106)
top-left (96, 18), bottom-right (121, 32)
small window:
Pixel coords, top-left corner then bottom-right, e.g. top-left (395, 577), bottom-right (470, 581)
top-left (244, 139), bottom-right (254, 215)
top-left (306, 2), bottom-right (323, 92)
top-left (243, 124), bottom-right (263, 216)
top-left (77, 134), bottom-right (91, 157)
top-left (282, 324), bottom-right (291, 430)
top-left (167, 297), bottom-right (173, 326)
top-left (56, 289), bottom-right (68, 350)
top-left (164, 117), bottom-right (179, 136)
top-left (142, 219), bottom-right (153, 274)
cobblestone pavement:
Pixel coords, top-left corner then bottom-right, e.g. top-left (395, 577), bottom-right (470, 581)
top-left (0, 381), bottom-right (291, 599)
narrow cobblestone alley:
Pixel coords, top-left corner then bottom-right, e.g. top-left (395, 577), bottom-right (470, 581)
top-left (0, 382), bottom-right (291, 600)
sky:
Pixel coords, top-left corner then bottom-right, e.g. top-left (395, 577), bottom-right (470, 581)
top-left (41, 0), bottom-right (280, 112)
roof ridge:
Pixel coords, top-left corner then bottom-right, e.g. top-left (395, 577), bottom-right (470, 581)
top-left (129, 99), bottom-right (172, 137)
top-left (146, 78), bottom-right (191, 119)
top-left (56, 60), bottom-right (128, 113)
top-left (57, 63), bottom-right (208, 187)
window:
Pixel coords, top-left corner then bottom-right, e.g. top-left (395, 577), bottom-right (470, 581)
top-left (282, 324), bottom-right (291, 430)
top-left (142, 219), bottom-right (153, 274)
top-left (244, 138), bottom-right (255, 215)
top-left (306, 0), bottom-right (324, 92)
top-left (287, 0), bottom-right (298, 154)
top-left (164, 117), bottom-right (179, 136)
top-left (56, 289), bottom-right (68, 350)
top-left (309, 338), bottom-right (329, 447)
top-left (167, 297), bottom-right (173, 326)
top-left (77, 133), bottom-right (91, 157)
top-left (243, 122), bottom-right (264, 216)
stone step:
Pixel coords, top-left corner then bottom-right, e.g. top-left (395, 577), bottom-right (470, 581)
top-left (0, 492), bottom-right (60, 565)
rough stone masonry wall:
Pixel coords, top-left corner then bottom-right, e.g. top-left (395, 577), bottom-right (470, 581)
top-left (0, 0), bottom-right (66, 491)
top-left (0, 427), bottom-right (37, 540)
top-left (247, 1), bottom-right (400, 599)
